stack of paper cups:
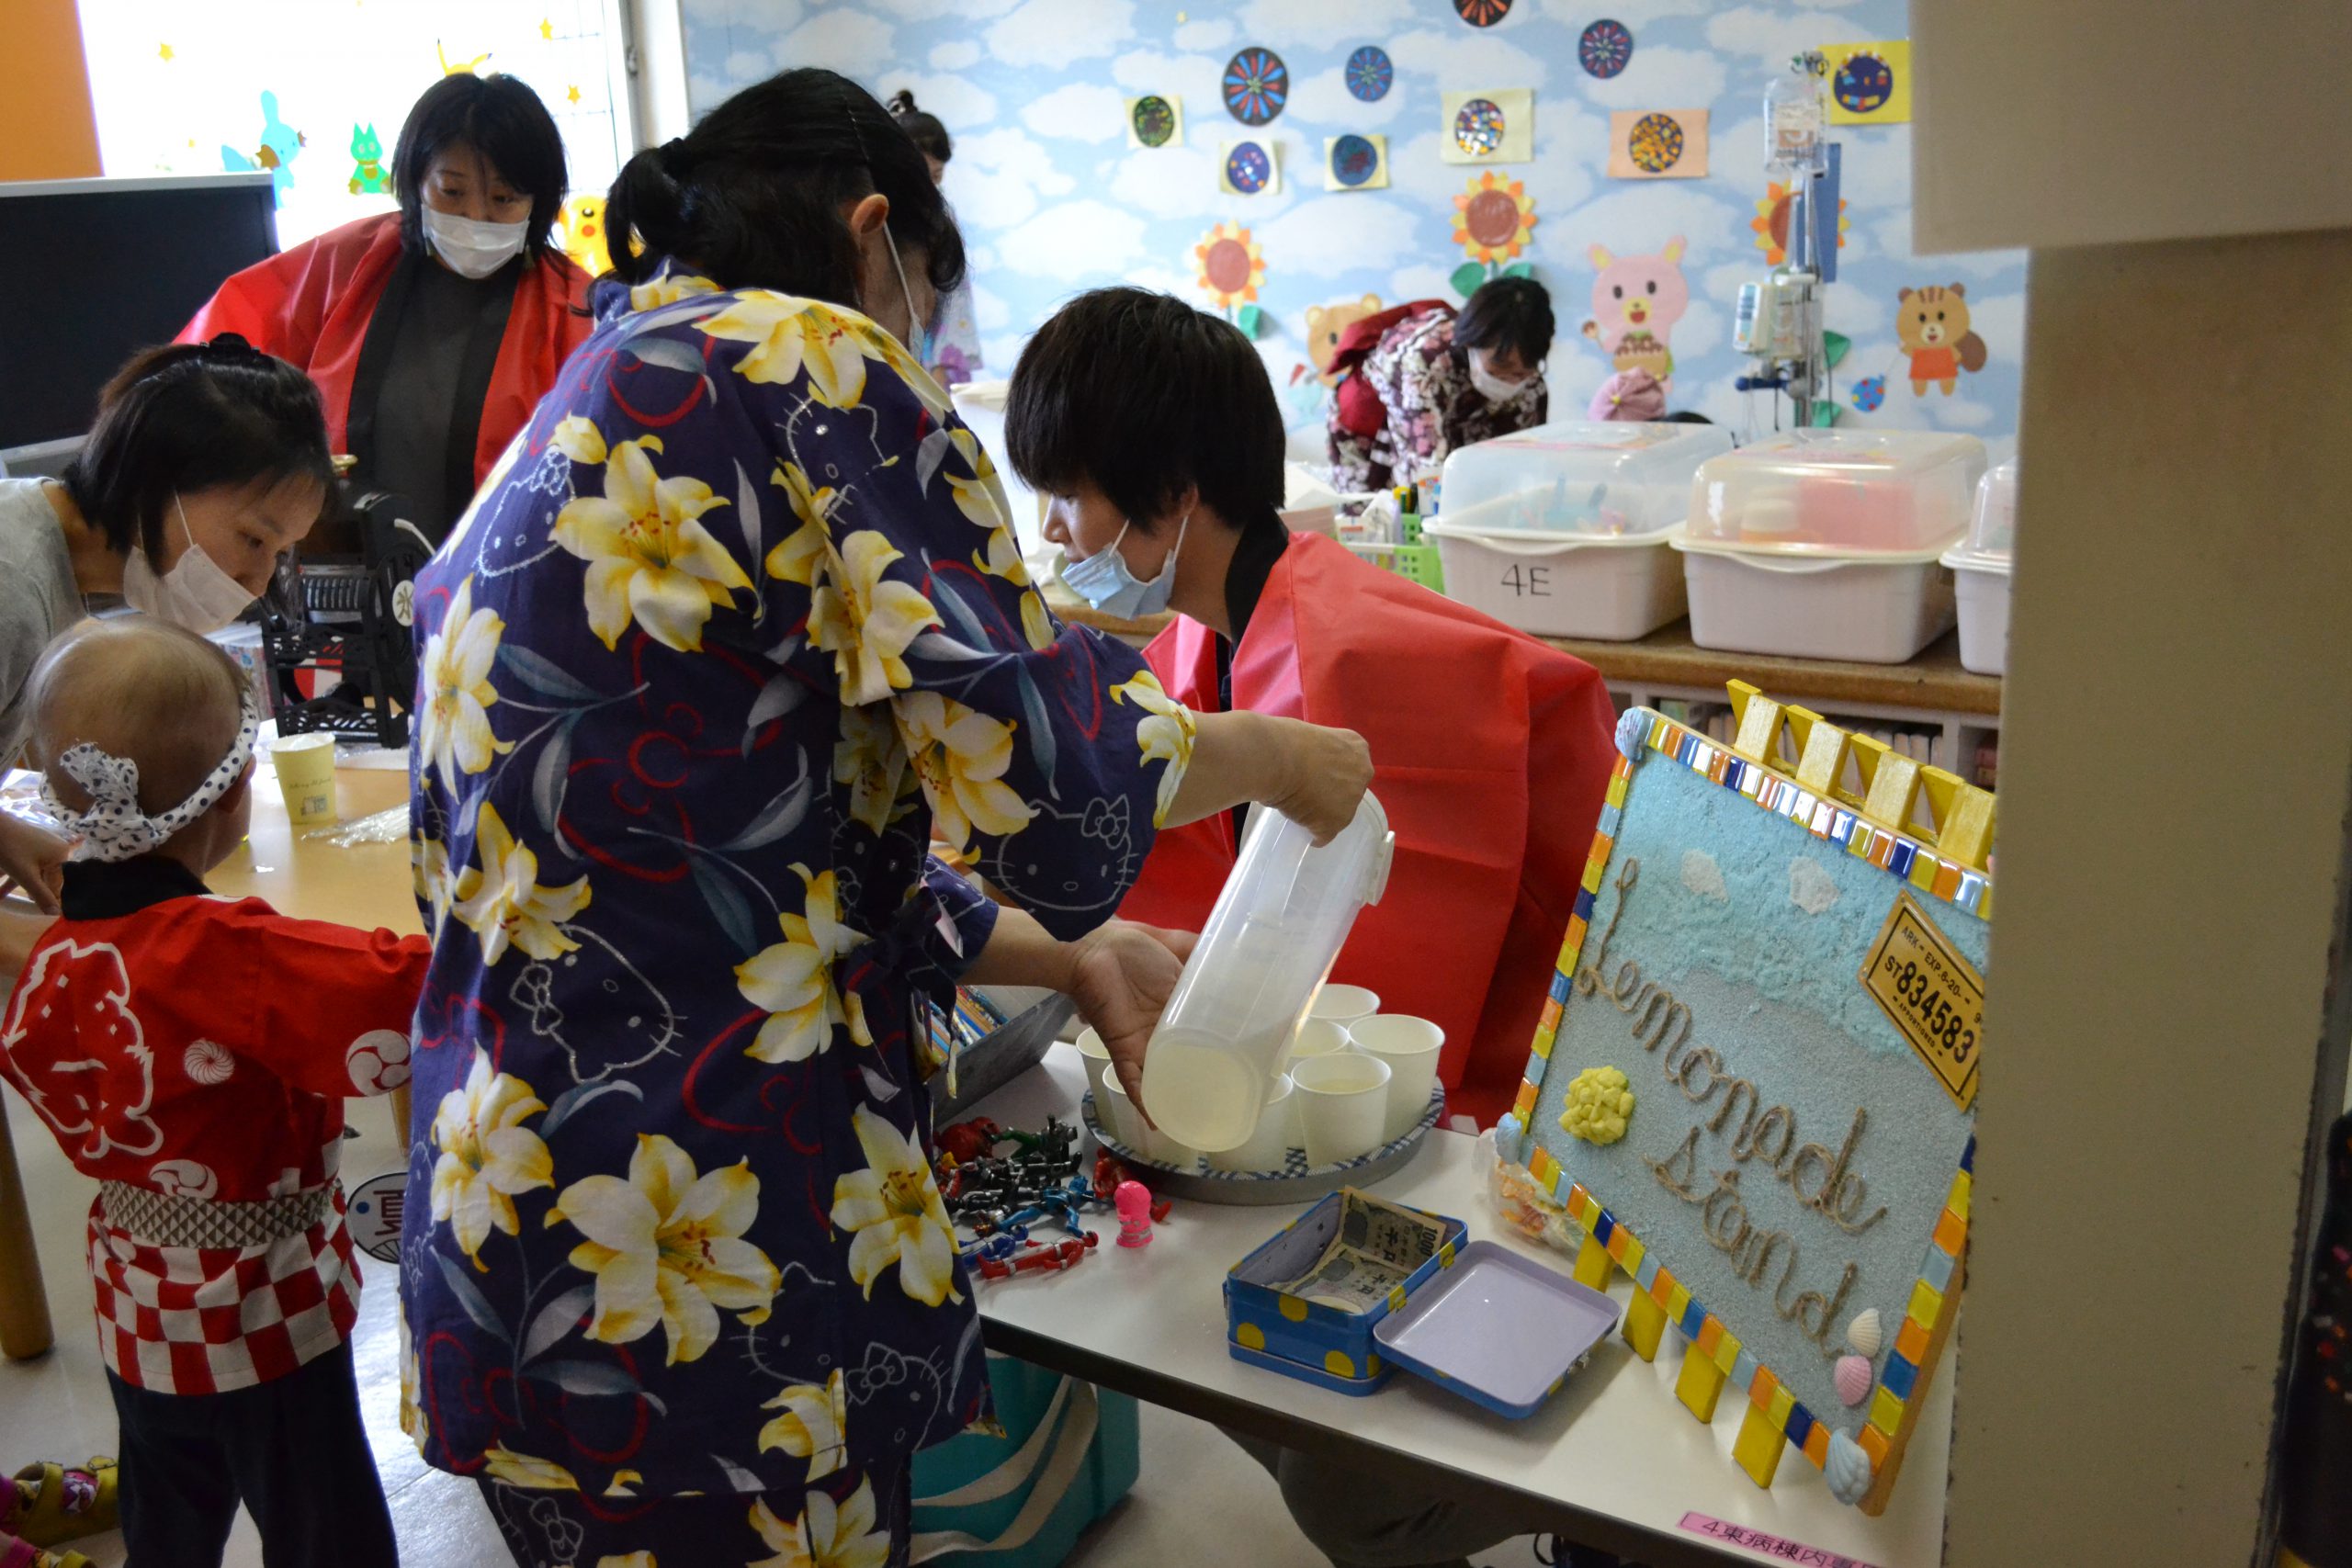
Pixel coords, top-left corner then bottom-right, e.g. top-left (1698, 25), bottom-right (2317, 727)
top-left (1074, 1027), bottom-right (1113, 1080)
top-left (1291, 1052), bottom-right (1391, 1167)
top-left (1347, 1015), bottom-right (1445, 1143)
top-left (1206, 1071), bottom-right (1295, 1173)
top-left (1096, 1061), bottom-right (1147, 1150)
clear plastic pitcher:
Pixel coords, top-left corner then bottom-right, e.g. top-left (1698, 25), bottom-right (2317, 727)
top-left (1139, 794), bottom-right (1395, 1152)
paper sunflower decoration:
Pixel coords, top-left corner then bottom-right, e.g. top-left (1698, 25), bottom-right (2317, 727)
top-left (1453, 172), bottom-right (1536, 265)
top-left (1194, 221), bottom-right (1266, 310)
top-left (1751, 180), bottom-right (1849, 265)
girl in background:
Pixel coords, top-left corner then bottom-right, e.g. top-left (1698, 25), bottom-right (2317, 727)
top-left (889, 90), bottom-right (986, 387)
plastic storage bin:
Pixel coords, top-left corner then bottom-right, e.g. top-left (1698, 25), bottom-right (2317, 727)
top-left (1140, 795), bottom-right (1394, 1152)
top-left (1425, 422), bottom-right (1734, 640)
top-left (1674, 429), bottom-right (1987, 663)
top-left (1943, 459), bottom-right (2017, 676)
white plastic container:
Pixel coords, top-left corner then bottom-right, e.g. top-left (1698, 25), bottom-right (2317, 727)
top-left (1943, 460), bottom-right (2017, 676)
top-left (1675, 429), bottom-right (1987, 663)
top-left (1140, 795), bottom-right (1396, 1152)
top-left (1426, 421), bottom-right (1735, 641)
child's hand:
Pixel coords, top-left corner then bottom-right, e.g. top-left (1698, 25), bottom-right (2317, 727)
top-left (0, 811), bottom-right (72, 915)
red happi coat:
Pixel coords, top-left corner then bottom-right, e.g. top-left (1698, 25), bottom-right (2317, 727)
top-left (180, 212), bottom-right (592, 485)
top-left (1116, 533), bottom-right (1616, 1126)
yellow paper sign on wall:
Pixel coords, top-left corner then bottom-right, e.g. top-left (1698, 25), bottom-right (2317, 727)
top-left (1824, 40), bottom-right (1912, 126)
top-left (1860, 891), bottom-right (1983, 1107)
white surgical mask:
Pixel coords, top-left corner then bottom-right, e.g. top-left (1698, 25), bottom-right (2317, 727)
top-left (424, 208), bottom-right (528, 279)
top-left (121, 494), bottom-right (258, 634)
top-left (1057, 514), bottom-right (1188, 620)
top-left (880, 224), bottom-right (936, 365)
top-left (1468, 352), bottom-right (1532, 403)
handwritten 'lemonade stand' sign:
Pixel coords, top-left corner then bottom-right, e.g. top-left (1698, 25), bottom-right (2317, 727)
top-left (1500, 691), bottom-right (1992, 1514)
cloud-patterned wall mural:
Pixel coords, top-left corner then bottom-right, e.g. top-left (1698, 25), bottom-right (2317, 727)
top-left (680, 0), bottom-right (2025, 463)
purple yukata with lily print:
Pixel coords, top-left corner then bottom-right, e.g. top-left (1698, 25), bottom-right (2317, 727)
top-left (398, 264), bottom-right (1193, 1564)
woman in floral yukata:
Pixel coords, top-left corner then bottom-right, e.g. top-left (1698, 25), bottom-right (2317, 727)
top-left (399, 69), bottom-right (1371, 1568)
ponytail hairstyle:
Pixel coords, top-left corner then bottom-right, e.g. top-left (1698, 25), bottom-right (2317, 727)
top-left (888, 89), bottom-right (953, 164)
top-left (60, 338), bottom-right (333, 565)
top-left (605, 68), bottom-right (966, 310)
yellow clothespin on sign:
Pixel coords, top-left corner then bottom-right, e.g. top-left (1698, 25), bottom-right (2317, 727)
top-left (1917, 766), bottom-right (1996, 871)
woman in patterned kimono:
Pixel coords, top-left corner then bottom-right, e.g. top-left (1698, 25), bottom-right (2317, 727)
top-left (399, 69), bottom-right (1370, 1568)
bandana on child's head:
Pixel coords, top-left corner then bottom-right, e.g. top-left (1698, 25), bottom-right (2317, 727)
top-left (40, 692), bottom-right (261, 863)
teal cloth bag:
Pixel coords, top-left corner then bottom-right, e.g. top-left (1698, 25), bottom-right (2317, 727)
top-left (910, 1353), bottom-right (1140, 1565)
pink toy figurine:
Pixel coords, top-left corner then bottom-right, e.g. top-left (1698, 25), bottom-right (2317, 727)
top-left (1115, 1180), bottom-right (1154, 1248)
top-left (1579, 236), bottom-right (1690, 390)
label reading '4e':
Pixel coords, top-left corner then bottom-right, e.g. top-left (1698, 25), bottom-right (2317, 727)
top-left (1860, 892), bottom-right (1984, 1109)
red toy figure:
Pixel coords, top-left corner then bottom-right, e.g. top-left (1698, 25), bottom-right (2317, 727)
top-left (937, 1117), bottom-right (1006, 1166)
top-left (1116, 1180), bottom-right (1154, 1248)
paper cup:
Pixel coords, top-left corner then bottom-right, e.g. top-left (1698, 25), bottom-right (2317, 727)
top-left (1309, 985), bottom-right (1382, 1027)
top-left (1280, 1019), bottom-right (1351, 1073)
top-left (1074, 1027), bottom-right (1113, 1074)
top-left (270, 733), bottom-right (338, 826)
top-left (1207, 1072), bottom-right (1295, 1174)
top-left (1097, 1061), bottom-right (1148, 1151)
top-left (1102, 1063), bottom-right (1196, 1169)
top-left (1347, 1015), bottom-right (1446, 1143)
top-left (1291, 1051), bottom-right (1392, 1168)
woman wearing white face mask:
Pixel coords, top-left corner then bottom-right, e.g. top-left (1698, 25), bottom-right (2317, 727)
top-left (0, 337), bottom-right (330, 900)
top-left (182, 73), bottom-right (591, 541)
top-left (1326, 275), bottom-right (1555, 493)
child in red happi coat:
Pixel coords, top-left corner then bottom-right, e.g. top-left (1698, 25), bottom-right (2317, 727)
top-left (0, 618), bottom-right (428, 1568)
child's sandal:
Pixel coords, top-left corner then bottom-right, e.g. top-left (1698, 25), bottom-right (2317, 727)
top-left (3, 1459), bottom-right (116, 1547)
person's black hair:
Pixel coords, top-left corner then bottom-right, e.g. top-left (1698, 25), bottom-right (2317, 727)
top-left (887, 89), bottom-right (952, 164)
top-left (1006, 288), bottom-right (1283, 539)
top-left (605, 68), bottom-right (966, 308)
top-left (60, 338), bottom-right (334, 564)
top-left (1663, 411), bottom-right (1713, 423)
top-left (1455, 276), bottom-right (1555, 367)
top-left (391, 73), bottom-right (570, 260)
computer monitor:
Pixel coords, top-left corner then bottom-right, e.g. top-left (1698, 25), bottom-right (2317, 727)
top-left (0, 172), bottom-right (278, 454)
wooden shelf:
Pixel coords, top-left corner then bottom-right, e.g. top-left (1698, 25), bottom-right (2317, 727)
top-left (1540, 621), bottom-right (2003, 718)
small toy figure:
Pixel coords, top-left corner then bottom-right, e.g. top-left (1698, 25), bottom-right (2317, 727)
top-left (1116, 1180), bottom-right (1154, 1248)
top-left (937, 1116), bottom-right (1005, 1166)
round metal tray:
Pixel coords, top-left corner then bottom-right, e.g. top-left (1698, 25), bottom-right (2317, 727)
top-left (1080, 1085), bottom-right (1446, 1205)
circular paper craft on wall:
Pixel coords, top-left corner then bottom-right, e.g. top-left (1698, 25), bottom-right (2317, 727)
top-left (1453, 0), bottom-right (1513, 27)
top-left (1579, 19), bottom-right (1634, 78)
top-left (1223, 47), bottom-right (1289, 125)
top-left (1330, 133), bottom-right (1380, 187)
top-left (1130, 95), bottom-right (1176, 148)
top-left (1833, 51), bottom-right (1895, 115)
top-left (1461, 180), bottom-right (1532, 255)
top-left (1627, 111), bottom-right (1686, 173)
top-left (1224, 141), bottom-right (1272, 194)
top-left (1345, 45), bottom-right (1394, 102)
top-left (1454, 97), bottom-right (1508, 157)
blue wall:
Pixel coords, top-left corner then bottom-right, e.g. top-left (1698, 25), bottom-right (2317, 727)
top-left (680, 0), bottom-right (2024, 462)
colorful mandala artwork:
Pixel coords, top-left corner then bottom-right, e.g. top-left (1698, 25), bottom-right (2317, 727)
top-left (1627, 112), bottom-right (1686, 174)
top-left (1454, 97), bottom-right (1507, 158)
top-left (1345, 46), bottom-right (1394, 102)
top-left (1833, 51), bottom-right (1895, 115)
top-left (1330, 133), bottom-right (1380, 187)
top-left (1130, 95), bottom-right (1176, 148)
top-left (1223, 47), bottom-right (1289, 126)
top-left (1579, 18), bottom-right (1633, 78)
top-left (1453, 0), bottom-right (1513, 27)
top-left (1224, 141), bottom-right (1272, 194)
